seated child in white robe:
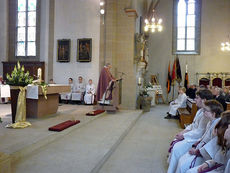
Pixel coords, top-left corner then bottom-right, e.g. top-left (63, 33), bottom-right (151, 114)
top-left (72, 76), bottom-right (85, 101)
top-left (60, 78), bottom-right (74, 102)
top-left (187, 112), bottom-right (230, 173)
top-left (167, 89), bottom-right (213, 173)
top-left (175, 100), bottom-right (223, 173)
top-left (84, 79), bottom-right (95, 104)
top-left (165, 86), bottom-right (187, 119)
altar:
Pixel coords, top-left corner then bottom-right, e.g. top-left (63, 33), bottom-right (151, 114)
top-left (10, 84), bottom-right (71, 122)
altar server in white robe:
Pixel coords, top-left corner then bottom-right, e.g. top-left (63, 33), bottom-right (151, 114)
top-left (61, 78), bottom-right (74, 101)
top-left (165, 87), bottom-right (187, 119)
top-left (72, 76), bottom-right (85, 101)
top-left (84, 79), bottom-right (95, 104)
top-left (167, 89), bottom-right (213, 173)
top-left (175, 100), bottom-right (223, 173)
top-left (187, 114), bottom-right (230, 173)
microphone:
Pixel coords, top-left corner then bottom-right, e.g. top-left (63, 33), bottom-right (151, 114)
top-left (117, 71), bottom-right (126, 75)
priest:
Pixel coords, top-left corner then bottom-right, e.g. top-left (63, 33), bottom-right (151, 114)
top-left (96, 63), bottom-right (116, 105)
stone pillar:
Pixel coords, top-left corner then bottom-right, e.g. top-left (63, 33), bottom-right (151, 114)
top-left (117, 2), bottom-right (137, 109)
top-left (0, 0), bottom-right (9, 76)
top-left (103, 0), bottom-right (138, 109)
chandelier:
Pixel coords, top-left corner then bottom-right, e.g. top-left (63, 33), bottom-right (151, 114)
top-left (221, 42), bottom-right (230, 51)
top-left (221, 35), bottom-right (230, 51)
top-left (144, 10), bottom-right (163, 33)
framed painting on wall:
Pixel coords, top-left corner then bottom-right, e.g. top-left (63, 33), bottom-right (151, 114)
top-left (77, 38), bottom-right (92, 62)
top-left (57, 39), bottom-right (71, 62)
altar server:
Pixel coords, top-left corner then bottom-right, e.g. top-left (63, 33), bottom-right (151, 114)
top-left (175, 100), bottom-right (223, 173)
top-left (165, 86), bottom-right (187, 119)
top-left (167, 89), bottom-right (213, 173)
top-left (84, 79), bottom-right (95, 104)
top-left (61, 78), bottom-right (74, 102)
top-left (72, 76), bottom-right (85, 102)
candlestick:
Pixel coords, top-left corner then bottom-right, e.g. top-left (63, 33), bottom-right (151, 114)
top-left (138, 77), bottom-right (142, 85)
top-left (37, 68), bottom-right (42, 81)
top-left (140, 50), bottom-right (143, 57)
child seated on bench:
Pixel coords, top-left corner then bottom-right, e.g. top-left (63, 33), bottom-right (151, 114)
top-left (165, 86), bottom-right (187, 119)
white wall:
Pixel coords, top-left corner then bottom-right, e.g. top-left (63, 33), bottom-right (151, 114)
top-left (0, 0), bottom-right (8, 76)
top-left (53, 0), bottom-right (101, 86)
top-left (147, 0), bottom-right (230, 100)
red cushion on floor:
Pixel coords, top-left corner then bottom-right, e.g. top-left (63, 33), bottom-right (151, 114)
top-left (48, 120), bottom-right (80, 132)
top-left (86, 110), bottom-right (105, 116)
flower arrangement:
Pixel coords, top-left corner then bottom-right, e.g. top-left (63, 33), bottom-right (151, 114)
top-left (6, 62), bottom-right (33, 86)
top-left (139, 82), bottom-right (153, 96)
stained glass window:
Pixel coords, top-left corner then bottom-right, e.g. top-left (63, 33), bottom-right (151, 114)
top-left (173, 0), bottom-right (201, 54)
top-left (16, 0), bottom-right (37, 57)
top-left (28, 12), bottom-right (36, 26)
top-left (17, 42), bottom-right (26, 56)
top-left (18, 0), bottom-right (26, 11)
top-left (28, 0), bottom-right (37, 11)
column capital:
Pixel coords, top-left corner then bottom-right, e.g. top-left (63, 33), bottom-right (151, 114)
top-left (124, 8), bottom-right (138, 18)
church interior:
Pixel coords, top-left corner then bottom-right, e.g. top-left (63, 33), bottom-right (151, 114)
top-left (1, 0), bottom-right (230, 173)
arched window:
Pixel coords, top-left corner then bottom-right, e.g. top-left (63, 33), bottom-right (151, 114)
top-left (9, 0), bottom-right (40, 60)
top-left (16, 0), bottom-right (37, 56)
top-left (173, 0), bottom-right (201, 54)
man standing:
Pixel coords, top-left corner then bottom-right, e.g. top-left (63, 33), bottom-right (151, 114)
top-left (96, 63), bottom-right (116, 105)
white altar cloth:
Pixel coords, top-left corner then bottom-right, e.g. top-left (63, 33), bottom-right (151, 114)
top-left (0, 85), bottom-right (10, 98)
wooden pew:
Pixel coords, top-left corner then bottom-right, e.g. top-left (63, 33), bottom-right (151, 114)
top-left (178, 98), bottom-right (197, 129)
top-left (227, 102), bottom-right (230, 110)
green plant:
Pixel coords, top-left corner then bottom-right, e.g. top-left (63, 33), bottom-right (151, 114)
top-left (0, 117), bottom-right (2, 123)
top-left (6, 61), bottom-right (33, 86)
top-left (140, 82), bottom-right (153, 96)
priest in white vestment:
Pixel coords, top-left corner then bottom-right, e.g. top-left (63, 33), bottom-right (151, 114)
top-left (84, 79), bottom-right (95, 104)
top-left (167, 89), bottom-right (213, 173)
top-left (72, 76), bottom-right (85, 102)
top-left (165, 87), bottom-right (187, 119)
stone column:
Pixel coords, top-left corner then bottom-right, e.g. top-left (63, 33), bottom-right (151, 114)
top-left (103, 0), bottom-right (138, 109)
top-left (0, 0), bottom-right (9, 76)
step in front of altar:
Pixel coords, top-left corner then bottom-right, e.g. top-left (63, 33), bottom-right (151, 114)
top-left (12, 110), bottom-right (142, 173)
top-left (0, 105), bottom-right (105, 170)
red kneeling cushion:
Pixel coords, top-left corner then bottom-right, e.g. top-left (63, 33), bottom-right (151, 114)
top-left (48, 120), bottom-right (80, 132)
top-left (86, 110), bottom-right (105, 116)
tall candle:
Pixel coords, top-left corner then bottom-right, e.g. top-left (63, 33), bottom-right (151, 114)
top-left (140, 50), bottom-right (143, 57)
top-left (138, 77), bottom-right (142, 85)
top-left (37, 68), bottom-right (42, 80)
top-left (185, 64), bottom-right (188, 73)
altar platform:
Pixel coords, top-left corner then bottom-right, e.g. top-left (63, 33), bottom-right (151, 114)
top-left (0, 104), bottom-right (142, 173)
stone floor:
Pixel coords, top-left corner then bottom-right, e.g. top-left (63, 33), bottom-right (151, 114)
top-left (0, 103), bottom-right (181, 173)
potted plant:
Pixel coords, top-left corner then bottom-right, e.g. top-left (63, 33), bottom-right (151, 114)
top-left (6, 62), bottom-right (33, 123)
top-left (139, 85), bottom-right (152, 112)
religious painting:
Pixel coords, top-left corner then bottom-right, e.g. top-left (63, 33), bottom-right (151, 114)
top-left (57, 39), bottom-right (70, 62)
top-left (77, 38), bottom-right (92, 62)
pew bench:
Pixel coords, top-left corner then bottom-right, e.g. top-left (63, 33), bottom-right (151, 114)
top-left (178, 98), bottom-right (197, 129)
top-left (227, 102), bottom-right (230, 111)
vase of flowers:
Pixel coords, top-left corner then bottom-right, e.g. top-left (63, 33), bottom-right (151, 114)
top-left (6, 62), bottom-right (33, 123)
top-left (138, 84), bottom-right (153, 112)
